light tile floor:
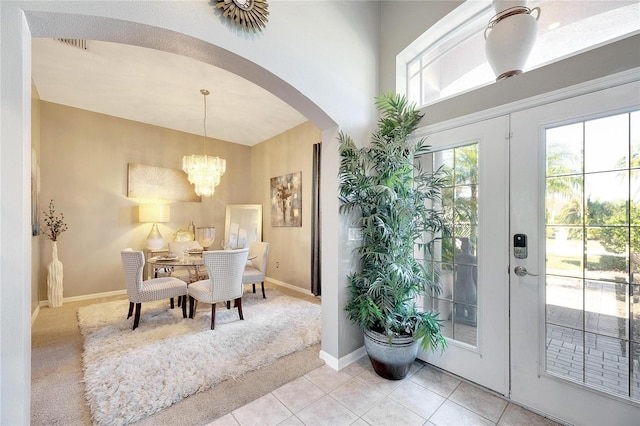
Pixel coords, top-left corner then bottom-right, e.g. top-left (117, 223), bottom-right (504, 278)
top-left (208, 356), bottom-right (562, 426)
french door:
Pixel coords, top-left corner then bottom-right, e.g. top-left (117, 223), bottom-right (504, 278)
top-left (510, 80), bottom-right (640, 424)
top-left (419, 115), bottom-right (510, 396)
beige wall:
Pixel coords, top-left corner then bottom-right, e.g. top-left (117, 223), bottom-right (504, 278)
top-left (251, 122), bottom-right (321, 292)
top-left (36, 101), bottom-right (319, 301)
top-left (37, 101), bottom-right (252, 299)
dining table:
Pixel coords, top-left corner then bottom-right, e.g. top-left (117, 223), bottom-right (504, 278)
top-left (147, 253), bottom-right (205, 282)
top-left (147, 250), bottom-right (257, 281)
top-left (147, 251), bottom-right (257, 310)
top-left (147, 253), bottom-right (207, 309)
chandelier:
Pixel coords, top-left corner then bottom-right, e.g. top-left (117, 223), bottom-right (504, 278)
top-left (182, 89), bottom-right (226, 197)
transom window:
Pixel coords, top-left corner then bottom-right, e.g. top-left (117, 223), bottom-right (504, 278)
top-left (398, 0), bottom-right (640, 107)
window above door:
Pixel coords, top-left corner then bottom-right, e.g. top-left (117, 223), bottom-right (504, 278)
top-left (397, 0), bottom-right (640, 108)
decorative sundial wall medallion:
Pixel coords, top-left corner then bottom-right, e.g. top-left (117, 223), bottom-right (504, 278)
top-left (216, 0), bottom-right (269, 33)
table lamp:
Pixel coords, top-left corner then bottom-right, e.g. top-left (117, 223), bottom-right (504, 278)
top-left (139, 204), bottom-right (170, 250)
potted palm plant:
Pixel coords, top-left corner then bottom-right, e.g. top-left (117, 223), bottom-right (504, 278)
top-left (338, 92), bottom-right (448, 380)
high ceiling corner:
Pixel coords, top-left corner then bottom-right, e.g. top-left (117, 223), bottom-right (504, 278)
top-left (31, 38), bottom-right (308, 146)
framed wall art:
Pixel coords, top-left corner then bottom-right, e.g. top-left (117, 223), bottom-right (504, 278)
top-left (270, 171), bottom-right (301, 227)
top-left (127, 163), bottom-right (200, 202)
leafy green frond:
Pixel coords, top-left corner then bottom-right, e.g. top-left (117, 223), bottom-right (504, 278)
top-left (339, 92), bottom-right (447, 354)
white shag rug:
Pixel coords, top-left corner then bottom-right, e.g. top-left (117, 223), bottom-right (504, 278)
top-left (77, 290), bottom-right (321, 426)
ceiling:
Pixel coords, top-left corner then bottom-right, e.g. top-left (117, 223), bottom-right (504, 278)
top-left (31, 38), bottom-right (309, 146)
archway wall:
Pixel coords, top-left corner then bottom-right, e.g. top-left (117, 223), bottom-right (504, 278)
top-left (24, 1), bottom-right (379, 140)
top-left (1, 2), bottom-right (379, 423)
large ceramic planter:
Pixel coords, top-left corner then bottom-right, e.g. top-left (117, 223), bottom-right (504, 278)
top-left (364, 329), bottom-right (419, 380)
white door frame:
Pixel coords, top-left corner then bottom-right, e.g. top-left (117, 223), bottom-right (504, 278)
top-left (415, 68), bottom-right (639, 423)
top-left (418, 116), bottom-right (510, 396)
top-left (509, 79), bottom-right (640, 425)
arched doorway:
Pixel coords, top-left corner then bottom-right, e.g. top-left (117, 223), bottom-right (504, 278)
top-left (3, 6), bottom-right (347, 423)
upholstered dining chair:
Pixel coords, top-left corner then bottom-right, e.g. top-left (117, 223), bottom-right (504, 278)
top-left (121, 249), bottom-right (188, 330)
top-left (188, 248), bottom-right (249, 330)
top-left (242, 241), bottom-right (270, 299)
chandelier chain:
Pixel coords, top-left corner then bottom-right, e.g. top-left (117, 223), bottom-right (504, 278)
top-left (201, 88), bottom-right (209, 155)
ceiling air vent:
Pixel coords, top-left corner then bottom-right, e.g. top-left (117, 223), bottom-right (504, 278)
top-left (56, 38), bottom-right (87, 50)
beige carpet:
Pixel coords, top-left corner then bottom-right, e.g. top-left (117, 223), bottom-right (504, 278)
top-left (31, 285), bottom-right (324, 425)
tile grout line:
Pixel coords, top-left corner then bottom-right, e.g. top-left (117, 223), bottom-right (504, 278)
top-left (219, 357), bottom-right (562, 426)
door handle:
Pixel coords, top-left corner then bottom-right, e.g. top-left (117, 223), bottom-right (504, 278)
top-left (514, 266), bottom-right (539, 277)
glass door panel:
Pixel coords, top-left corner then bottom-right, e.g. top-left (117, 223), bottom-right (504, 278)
top-left (425, 143), bottom-right (479, 346)
top-left (545, 111), bottom-right (639, 400)
top-left (510, 80), bottom-right (640, 424)
top-left (418, 115), bottom-right (509, 395)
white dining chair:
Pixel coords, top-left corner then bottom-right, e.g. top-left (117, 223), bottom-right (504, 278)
top-left (121, 249), bottom-right (188, 330)
top-left (242, 242), bottom-right (270, 298)
top-left (188, 249), bottom-right (249, 330)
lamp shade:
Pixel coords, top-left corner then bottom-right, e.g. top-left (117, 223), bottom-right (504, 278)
top-left (138, 204), bottom-right (170, 223)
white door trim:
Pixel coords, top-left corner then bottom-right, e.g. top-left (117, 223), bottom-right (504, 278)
top-left (509, 81), bottom-right (640, 425)
top-left (414, 67), bottom-right (640, 423)
top-left (419, 116), bottom-right (510, 396)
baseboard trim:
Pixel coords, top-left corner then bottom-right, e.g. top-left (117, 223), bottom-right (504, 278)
top-left (38, 289), bottom-right (127, 308)
top-left (320, 346), bottom-right (367, 371)
top-left (31, 304), bottom-right (40, 326)
top-left (266, 277), bottom-right (315, 297)
top-left (33, 280), bottom-right (309, 323)
top-left (36, 281), bottom-right (308, 310)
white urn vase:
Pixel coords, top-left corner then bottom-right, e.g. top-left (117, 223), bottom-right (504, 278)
top-left (492, 0), bottom-right (527, 14)
top-left (485, 2), bottom-right (541, 81)
top-left (47, 241), bottom-right (64, 308)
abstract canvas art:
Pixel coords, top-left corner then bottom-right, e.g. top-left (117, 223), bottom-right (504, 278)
top-left (127, 163), bottom-right (200, 202)
top-left (270, 171), bottom-right (302, 227)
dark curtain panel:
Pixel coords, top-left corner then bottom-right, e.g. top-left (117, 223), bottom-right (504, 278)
top-left (311, 142), bottom-right (322, 296)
